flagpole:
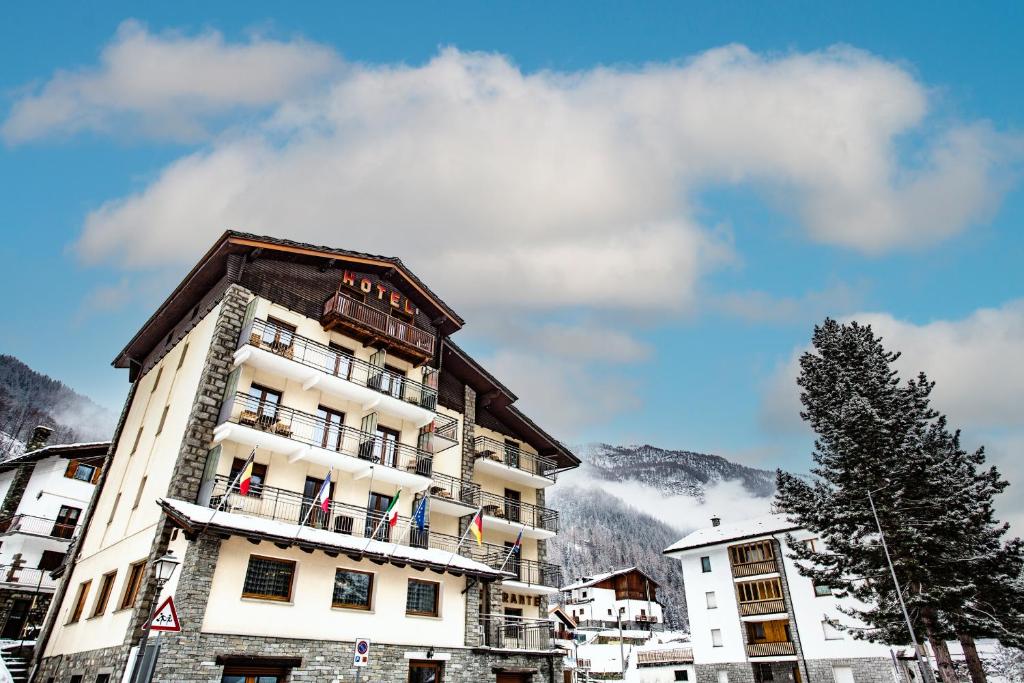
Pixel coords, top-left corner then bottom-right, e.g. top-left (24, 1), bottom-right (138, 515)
top-left (497, 532), bottom-right (521, 573)
top-left (442, 507), bottom-right (481, 570)
top-left (201, 446), bottom-right (256, 535)
top-left (296, 468), bottom-right (332, 541)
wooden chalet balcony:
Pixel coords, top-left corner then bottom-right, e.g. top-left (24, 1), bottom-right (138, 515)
top-left (738, 598), bottom-right (786, 616)
top-left (479, 490), bottom-right (558, 537)
top-left (474, 436), bottom-right (557, 488)
top-left (636, 648), bottom-right (694, 666)
top-left (482, 614), bottom-right (554, 651)
top-left (321, 293), bottom-right (435, 364)
top-left (746, 641), bottom-right (796, 657)
top-left (0, 514), bottom-right (78, 540)
top-left (729, 539), bottom-right (781, 578)
top-left (215, 393), bottom-right (433, 490)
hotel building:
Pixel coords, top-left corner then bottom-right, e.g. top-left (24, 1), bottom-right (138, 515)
top-left (664, 515), bottom-right (902, 683)
top-left (34, 232), bottom-right (578, 683)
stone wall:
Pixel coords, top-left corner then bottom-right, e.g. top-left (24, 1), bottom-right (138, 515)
top-left (0, 587), bottom-right (50, 640)
top-left (695, 662), bottom-right (757, 683)
top-left (803, 657), bottom-right (896, 683)
top-left (0, 464), bottom-right (35, 518)
top-left (33, 643), bottom-right (126, 682)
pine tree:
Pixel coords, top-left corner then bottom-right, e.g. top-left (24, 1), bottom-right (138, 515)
top-left (775, 319), bottom-right (1023, 683)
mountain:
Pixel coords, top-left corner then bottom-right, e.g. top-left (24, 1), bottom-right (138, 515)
top-left (548, 443), bottom-right (777, 630)
top-left (0, 355), bottom-right (117, 457)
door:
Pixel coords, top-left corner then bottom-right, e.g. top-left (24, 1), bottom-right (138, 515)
top-left (496, 674), bottom-right (530, 683)
top-left (504, 439), bottom-right (521, 469)
top-left (52, 505), bottom-right (82, 538)
top-left (374, 426), bottom-right (401, 467)
top-left (504, 541), bottom-right (522, 581)
top-left (1, 598), bottom-right (31, 639)
top-left (831, 667), bottom-right (854, 683)
top-left (315, 406), bottom-right (345, 451)
top-left (504, 489), bottom-right (521, 523)
top-left (222, 673), bottom-right (284, 683)
top-left (301, 476), bottom-right (334, 529)
top-left (408, 661), bottom-right (443, 683)
top-left (246, 385), bottom-right (282, 427)
top-left (381, 364), bottom-right (406, 398)
top-left (366, 492), bottom-right (393, 541)
top-left (328, 342), bottom-right (354, 379)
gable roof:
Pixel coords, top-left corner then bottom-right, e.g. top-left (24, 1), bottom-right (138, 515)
top-left (663, 513), bottom-right (800, 554)
top-left (114, 230), bottom-right (464, 369)
top-left (561, 566), bottom-right (659, 592)
top-left (0, 441), bottom-right (111, 472)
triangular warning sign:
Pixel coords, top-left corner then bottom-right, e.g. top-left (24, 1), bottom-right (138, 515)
top-left (149, 595), bottom-right (181, 632)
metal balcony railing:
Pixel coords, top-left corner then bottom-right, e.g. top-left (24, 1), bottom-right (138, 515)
top-left (427, 473), bottom-right (480, 507)
top-left (0, 564), bottom-right (59, 591)
top-left (0, 515), bottom-right (78, 540)
top-left (322, 293), bottom-right (435, 357)
top-left (474, 436), bottom-right (557, 481)
top-left (221, 393), bottom-right (433, 477)
top-left (243, 318), bottom-right (438, 410)
top-left (482, 615), bottom-right (554, 651)
top-left (485, 553), bottom-right (562, 587)
top-left (738, 598), bottom-right (786, 616)
top-left (479, 490), bottom-right (558, 533)
top-left (746, 640), bottom-right (796, 657)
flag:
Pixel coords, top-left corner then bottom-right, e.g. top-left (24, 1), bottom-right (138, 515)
top-left (413, 496), bottom-right (428, 531)
top-left (385, 491), bottom-right (401, 529)
top-left (469, 508), bottom-right (483, 546)
top-left (510, 529), bottom-right (522, 555)
top-left (315, 471), bottom-right (332, 513)
top-left (236, 450), bottom-right (256, 496)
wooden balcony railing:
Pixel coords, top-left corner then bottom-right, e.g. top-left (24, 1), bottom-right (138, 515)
top-left (479, 490), bottom-right (559, 532)
top-left (220, 393), bottom-right (433, 477)
top-left (636, 648), bottom-right (694, 665)
top-left (746, 641), bottom-right (796, 657)
top-left (474, 436), bottom-right (557, 482)
top-left (321, 293), bottom-right (435, 361)
top-left (731, 558), bottom-right (780, 578)
top-left (738, 599), bottom-right (786, 616)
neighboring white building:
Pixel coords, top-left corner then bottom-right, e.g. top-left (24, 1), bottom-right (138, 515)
top-left (664, 515), bottom-right (903, 683)
top-left (0, 430), bottom-right (108, 640)
top-left (563, 567), bottom-right (665, 630)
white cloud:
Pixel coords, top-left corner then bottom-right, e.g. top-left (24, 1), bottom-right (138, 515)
top-left (2, 20), bottom-right (339, 142)
top-left (714, 281), bottom-right (865, 324)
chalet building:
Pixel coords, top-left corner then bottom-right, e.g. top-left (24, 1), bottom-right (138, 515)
top-left (562, 567), bottom-right (664, 630)
top-left (0, 428), bottom-right (108, 641)
top-left (664, 515), bottom-right (901, 683)
top-left (34, 232), bottom-right (578, 683)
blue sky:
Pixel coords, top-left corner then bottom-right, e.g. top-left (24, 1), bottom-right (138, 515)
top-left (2, 2), bottom-right (1022, 524)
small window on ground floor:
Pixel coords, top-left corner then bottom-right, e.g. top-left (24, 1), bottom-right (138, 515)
top-left (674, 671), bottom-right (689, 682)
top-left (68, 580), bottom-right (91, 624)
top-left (332, 568), bottom-right (373, 610)
top-left (242, 556), bottom-right (296, 602)
top-left (406, 578), bottom-right (439, 616)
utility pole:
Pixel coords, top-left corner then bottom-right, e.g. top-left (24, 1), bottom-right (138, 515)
top-left (617, 607), bottom-right (625, 677)
top-left (868, 489), bottom-right (935, 683)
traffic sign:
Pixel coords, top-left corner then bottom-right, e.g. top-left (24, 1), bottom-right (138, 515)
top-left (149, 596), bottom-right (181, 632)
top-left (353, 638), bottom-right (370, 667)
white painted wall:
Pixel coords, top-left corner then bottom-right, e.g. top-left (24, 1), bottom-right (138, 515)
top-left (677, 546), bottom-right (746, 664)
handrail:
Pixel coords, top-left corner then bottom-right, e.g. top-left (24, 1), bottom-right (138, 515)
top-left (731, 558), bottom-right (780, 577)
top-left (746, 640), bottom-right (796, 657)
top-left (484, 551), bottom-right (562, 586)
top-left (481, 614), bottom-right (554, 650)
top-left (0, 514), bottom-right (79, 540)
top-left (636, 648), bottom-right (693, 665)
top-left (0, 564), bottom-right (59, 591)
top-left (322, 294), bottom-right (435, 356)
top-left (223, 393), bottom-right (433, 477)
top-left (738, 598), bottom-right (786, 616)
top-left (427, 473), bottom-right (480, 507)
top-left (478, 490), bottom-right (559, 532)
top-left (474, 436), bottom-right (557, 481)
top-left (243, 318), bottom-right (438, 409)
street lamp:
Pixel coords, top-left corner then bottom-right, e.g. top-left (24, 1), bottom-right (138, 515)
top-left (130, 551), bottom-right (181, 683)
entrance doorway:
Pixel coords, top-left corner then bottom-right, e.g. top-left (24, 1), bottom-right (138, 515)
top-left (496, 673), bottom-right (531, 683)
top-left (408, 660), bottom-right (443, 682)
top-left (1, 598), bottom-right (31, 639)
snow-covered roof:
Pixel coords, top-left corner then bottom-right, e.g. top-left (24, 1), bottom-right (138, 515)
top-left (0, 441), bottom-right (110, 471)
top-left (561, 566), bottom-right (658, 591)
top-left (159, 498), bottom-right (509, 580)
top-left (663, 513), bottom-right (800, 554)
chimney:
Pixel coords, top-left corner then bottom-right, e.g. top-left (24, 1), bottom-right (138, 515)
top-left (27, 425), bottom-right (53, 452)
top-left (711, 516), bottom-right (721, 527)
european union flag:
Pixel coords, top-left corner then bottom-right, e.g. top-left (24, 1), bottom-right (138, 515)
top-left (413, 496), bottom-right (428, 531)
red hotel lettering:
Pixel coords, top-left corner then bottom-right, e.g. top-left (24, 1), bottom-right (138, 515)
top-left (404, 299), bottom-right (416, 315)
top-left (339, 271), bottom-right (418, 316)
top-left (342, 271), bottom-right (357, 287)
top-left (376, 284), bottom-right (387, 300)
top-left (359, 278), bottom-right (372, 294)
top-left (389, 292), bottom-right (401, 308)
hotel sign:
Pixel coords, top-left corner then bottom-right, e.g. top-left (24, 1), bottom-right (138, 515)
top-left (502, 591), bottom-right (543, 608)
top-left (340, 270), bottom-right (417, 316)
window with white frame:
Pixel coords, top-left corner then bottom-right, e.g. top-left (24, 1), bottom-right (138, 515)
top-left (711, 628), bottom-right (723, 647)
top-left (705, 591), bottom-right (717, 609)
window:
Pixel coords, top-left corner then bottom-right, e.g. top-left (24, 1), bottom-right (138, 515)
top-left (96, 675), bottom-right (111, 683)
top-left (822, 619), bottom-right (844, 640)
top-left (701, 556), bottom-right (712, 573)
top-left (674, 672), bottom-right (689, 681)
top-left (246, 384), bottom-right (282, 423)
top-left (132, 477), bottom-right (148, 510)
top-left (52, 505), bottom-right (82, 539)
top-left (70, 677), bottom-right (83, 683)
top-left (155, 405), bottom-right (170, 435)
top-left (711, 628), bottom-right (723, 647)
top-left (406, 579), bottom-right (439, 616)
top-left (65, 459), bottom-right (100, 483)
top-left (379, 364), bottom-right (406, 398)
top-left (804, 538), bottom-right (818, 552)
top-left (753, 664), bottom-right (774, 681)
top-left (373, 426), bottom-right (401, 467)
top-left (130, 427), bottom-right (143, 454)
top-left (581, 590), bottom-right (587, 598)
top-left (242, 556), bottom-right (295, 602)
top-left (177, 342), bottom-right (189, 369)
top-left (68, 580), bottom-right (91, 623)
top-left (91, 571), bottom-right (117, 617)
top-left (38, 550), bottom-right (65, 571)
top-left (261, 317), bottom-right (296, 350)
top-left (107, 493), bottom-right (121, 525)
top-left (751, 622), bottom-right (766, 640)
top-left (607, 609), bottom-right (613, 616)
top-left (328, 342), bottom-right (354, 378)
top-left (832, 666), bottom-right (855, 683)
top-left (814, 581), bottom-right (833, 597)
top-left (504, 439), bottom-right (521, 469)
top-left (717, 671), bottom-right (729, 683)
top-left (705, 591), bottom-right (717, 609)
top-left (151, 367), bottom-right (164, 392)
top-left (315, 406), bottom-right (346, 452)
top-left (332, 569), bottom-right (373, 610)
top-left (230, 458), bottom-right (267, 497)
top-left (119, 560), bottom-right (146, 610)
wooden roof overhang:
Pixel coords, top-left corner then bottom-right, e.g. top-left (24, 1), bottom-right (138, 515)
top-left (159, 499), bottom-right (505, 581)
top-left (0, 442), bottom-right (111, 472)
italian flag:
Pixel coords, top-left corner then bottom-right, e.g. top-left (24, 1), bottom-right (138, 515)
top-left (385, 490), bottom-right (401, 529)
top-left (469, 508), bottom-right (483, 546)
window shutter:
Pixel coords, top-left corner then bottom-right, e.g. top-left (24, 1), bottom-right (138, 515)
top-left (196, 445), bottom-right (222, 506)
top-left (219, 367), bottom-right (242, 423)
top-left (64, 460), bottom-right (78, 479)
top-left (367, 349), bottom-right (386, 389)
top-left (240, 296), bottom-right (258, 340)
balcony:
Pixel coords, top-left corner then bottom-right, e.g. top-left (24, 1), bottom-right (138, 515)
top-left (479, 490), bottom-right (558, 540)
top-left (481, 615), bottom-right (554, 651)
top-left (0, 515), bottom-right (78, 540)
top-left (636, 648), bottom-right (693, 666)
top-left (214, 393), bottom-right (433, 492)
top-left (321, 293), bottom-right (435, 364)
top-left (729, 540), bottom-right (780, 578)
top-left (427, 473), bottom-right (480, 516)
top-left (473, 436), bottom-right (557, 489)
top-left (0, 565), bottom-right (59, 592)
top-left (491, 555), bottom-right (563, 595)
top-left (236, 319), bottom-right (440, 429)
top-left (738, 599), bottom-right (787, 617)
top-left (746, 641), bottom-right (796, 657)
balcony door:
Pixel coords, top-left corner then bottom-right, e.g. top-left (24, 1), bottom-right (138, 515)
top-left (366, 492), bottom-right (393, 541)
top-left (52, 504), bottom-right (82, 539)
top-left (504, 439), bottom-right (520, 470)
top-left (315, 406), bottom-right (346, 451)
top-left (504, 541), bottom-right (522, 581)
top-left (504, 488), bottom-right (521, 523)
top-left (328, 342), bottom-right (354, 379)
top-left (260, 317), bottom-right (295, 351)
top-left (246, 385), bottom-right (282, 426)
top-left (380, 364), bottom-right (406, 399)
top-left (373, 426), bottom-right (401, 468)
top-left (300, 476), bottom-right (334, 529)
